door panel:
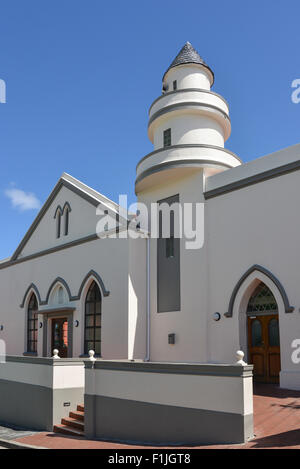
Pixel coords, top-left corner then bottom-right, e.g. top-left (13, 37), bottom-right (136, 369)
top-left (252, 353), bottom-right (265, 377)
top-left (52, 318), bottom-right (68, 358)
top-left (248, 315), bottom-right (280, 383)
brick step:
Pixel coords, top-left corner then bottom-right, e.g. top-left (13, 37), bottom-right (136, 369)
top-left (77, 404), bottom-right (84, 413)
top-left (69, 410), bottom-right (84, 422)
top-left (61, 417), bottom-right (84, 432)
top-left (53, 424), bottom-right (85, 438)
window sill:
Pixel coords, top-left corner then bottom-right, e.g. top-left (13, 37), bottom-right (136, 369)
top-left (23, 352), bottom-right (38, 357)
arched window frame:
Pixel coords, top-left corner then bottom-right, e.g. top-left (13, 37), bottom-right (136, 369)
top-left (84, 281), bottom-right (102, 356)
top-left (27, 293), bottom-right (38, 354)
top-left (54, 206), bottom-right (63, 239)
top-left (62, 202), bottom-right (71, 237)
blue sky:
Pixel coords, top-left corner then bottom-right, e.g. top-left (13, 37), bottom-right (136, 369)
top-left (0, 0), bottom-right (299, 259)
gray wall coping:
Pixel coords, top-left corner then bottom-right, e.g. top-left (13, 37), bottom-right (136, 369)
top-left (5, 356), bottom-right (86, 366)
top-left (84, 360), bottom-right (253, 377)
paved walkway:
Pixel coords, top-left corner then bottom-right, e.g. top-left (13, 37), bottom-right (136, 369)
top-left (12, 384), bottom-right (300, 449)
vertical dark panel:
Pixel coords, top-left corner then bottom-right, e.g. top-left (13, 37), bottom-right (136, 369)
top-left (157, 194), bottom-right (181, 313)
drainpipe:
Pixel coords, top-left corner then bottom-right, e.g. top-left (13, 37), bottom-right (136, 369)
top-left (145, 236), bottom-right (150, 362)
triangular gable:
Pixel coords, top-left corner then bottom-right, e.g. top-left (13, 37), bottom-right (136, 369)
top-left (11, 173), bottom-right (123, 261)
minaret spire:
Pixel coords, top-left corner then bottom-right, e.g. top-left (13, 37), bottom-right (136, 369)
top-left (163, 41), bottom-right (214, 85)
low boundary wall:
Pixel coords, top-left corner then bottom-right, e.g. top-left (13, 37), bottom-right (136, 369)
top-left (0, 356), bottom-right (85, 431)
top-left (85, 360), bottom-right (254, 445)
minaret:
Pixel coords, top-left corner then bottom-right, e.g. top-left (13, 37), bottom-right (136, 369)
top-left (135, 42), bottom-right (240, 194)
top-left (133, 43), bottom-right (241, 363)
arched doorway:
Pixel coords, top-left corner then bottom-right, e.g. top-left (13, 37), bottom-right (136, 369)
top-left (247, 282), bottom-right (280, 383)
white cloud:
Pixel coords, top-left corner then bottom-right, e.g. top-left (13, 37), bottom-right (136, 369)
top-left (5, 187), bottom-right (41, 211)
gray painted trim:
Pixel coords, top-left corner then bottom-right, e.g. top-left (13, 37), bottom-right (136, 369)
top-left (149, 88), bottom-right (229, 115)
top-left (11, 178), bottom-right (105, 261)
top-left (6, 355), bottom-right (85, 365)
top-left (38, 307), bottom-right (75, 315)
top-left (53, 205), bottom-right (63, 219)
top-left (204, 158), bottom-right (300, 199)
top-left (76, 270), bottom-right (110, 298)
top-left (40, 310), bottom-right (74, 358)
top-left (85, 360), bottom-right (253, 378)
top-left (62, 201), bottom-right (72, 213)
top-left (0, 379), bottom-right (84, 431)
top-left (135, 159), bottom-right (232, 190)
top-left (84, 394), bottom-right (253, 445)
top-left (20, 283), bottom-right (43, 307)
top-left (20, 269), bottom-right (109, 309)
top-left (148, 102), bottom-right (230, 129)
top-left (225, 264), bottom-right (295, 318)
top-left (1, 233), bottom-right (99, 271)
top-left (44, 277), bottom-right (73, 305)
top-left (136, 144), bottom-right (241, 171)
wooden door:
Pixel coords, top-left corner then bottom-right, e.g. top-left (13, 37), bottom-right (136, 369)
top-left (52, 318), bottom-right (68, 358)
top-left (248, 315), bottom-right (280, 383)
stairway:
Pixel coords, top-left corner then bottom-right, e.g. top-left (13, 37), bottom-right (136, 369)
top-left (53, 404), bottom-right (85, 437)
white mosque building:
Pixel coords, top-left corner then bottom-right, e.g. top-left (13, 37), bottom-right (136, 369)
top-left (1, 41), bottom-right (300, 391)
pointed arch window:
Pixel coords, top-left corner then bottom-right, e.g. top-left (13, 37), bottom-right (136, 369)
top-left (27, 294), bottom-right (38, 353)
top-left (54, 206), bottom-right (63, 239)
top-left (84, 282), bottom-right (102, 356)
top-left (63, 202), bottom-right (71, 236)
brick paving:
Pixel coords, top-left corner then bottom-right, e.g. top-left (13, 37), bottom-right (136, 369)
top-left (14, 384), bottom-right (300, 449)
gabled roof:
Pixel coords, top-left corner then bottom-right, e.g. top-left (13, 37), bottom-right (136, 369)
top-left (10, 173), bottom-right (123, 261)
top-left (163, 41), bottom-right (214, 84)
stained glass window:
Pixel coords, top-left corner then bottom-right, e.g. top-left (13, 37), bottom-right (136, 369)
top-left (247, 283), bottom-right (278, 313)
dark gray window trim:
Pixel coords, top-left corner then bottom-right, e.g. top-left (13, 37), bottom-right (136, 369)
top-left (20, 270), bottom-right (110, 309)
top-left (20, 283), bottom-right (42, 308)
top-left (135, 159), bottom-right (232, 191)
top-left (149, 88), bottom-right (229, 115)
top-left (63, 202), bottom-right (71, 237)
top-left (204, 159), bottom-right (300, 200)
top-left (136, 144), bottom-right (241, 171)
top-left (148, 102), bottom-right (230, 129)
top-left (54, 205), bottom-right (63, 219)
top-left (77, 270), bottom-right (110, 299)
top-left (225, 264), bottom-right (295, 318)
top-left (44, 277), bottom-right (73, 305)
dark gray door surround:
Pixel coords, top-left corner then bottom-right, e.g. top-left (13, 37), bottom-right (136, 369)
top-left (40, 308), bottom-right (75, 358)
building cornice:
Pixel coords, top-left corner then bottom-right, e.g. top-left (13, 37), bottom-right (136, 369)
top-left (204, 158), bottom-right (300, 199)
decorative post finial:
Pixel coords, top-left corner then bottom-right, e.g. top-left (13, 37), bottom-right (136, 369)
top-left (89, 350), bottom-right (96, 363)
top-left (235, 350), bottom-right (247, 366)
top-left (53, 349), bottom-right (60, 359)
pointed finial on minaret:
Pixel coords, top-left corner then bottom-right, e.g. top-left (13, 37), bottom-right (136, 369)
top-left (163, 41), bottom-right (214, 85)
